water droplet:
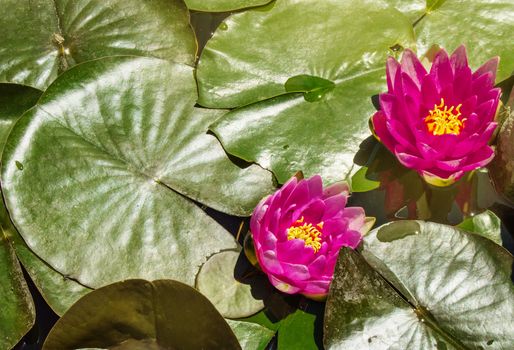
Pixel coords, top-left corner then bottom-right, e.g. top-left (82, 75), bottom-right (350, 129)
top-left (219, 22), bottom-right (228, 30)
top-left (15, 161), bottom-right (23, 170)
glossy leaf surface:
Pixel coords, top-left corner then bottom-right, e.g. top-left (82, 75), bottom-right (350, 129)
top-left (326, 222), bottom-right (514, 349)
top-left (0, 0), bottom-right (196, 89)
top-left (414, 0), bottom-right (514, 82)
top-left (201, 0), bottom-right (414, 182)
top-left (185, 0), bottom-right (272, 12)
top-left (43, 279), bottom-right (241, 349)
top-left (1, 56), bottom-right (278, 288)
top-left (196, 250), bottom-right (266, 318)
top-left (0, 227), bottom-right (35, 350)
top-left (227, 319), bottom-right (275, 350)
top-left (458, 210), bottom-right (502, 245)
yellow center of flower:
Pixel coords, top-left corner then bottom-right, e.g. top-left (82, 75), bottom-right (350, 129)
top-left (424, 98), bottom-right (466, 136)
top-left (287, 216), bottom-right (323, 253)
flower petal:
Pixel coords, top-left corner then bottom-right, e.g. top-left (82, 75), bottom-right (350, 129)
top-left (400, 48), bottom-right (427, 88)
top-left (473, 56), bottom-right (499, 84)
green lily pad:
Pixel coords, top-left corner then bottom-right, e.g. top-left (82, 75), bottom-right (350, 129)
top-left (185, 0), bottom-right (273, 12)
top-left (0, 229), bottom-right (35, 350)
top-left (489, 109), bottom-right (514, 205)
top-left (0, 83), bottom-right (90, 315)
top-left (199, 0), bottom-right (414, 183)
top-left (226, 319), bottom-right (275, 350)
top-left (278, 304), bottom-right (323, 350)
top-left (43, 279), bottom-right (241, 349)
top-left (0, 0), bottom-right (196, 90)
top-left (325, 221), bottom-right (514, 349)
top-left (458, 210), bottom-right (503, 245)
top-left (1, 56), bottom-right (275, 289)
top-left (196, 250), bottom-right (267, 318)
top-left (414, 0), bottom-right (514, 83)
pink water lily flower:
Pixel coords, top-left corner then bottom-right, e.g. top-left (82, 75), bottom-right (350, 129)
top-left (250, 175), bottom-right (372, 300)
top-left (372, 45), bottom-right (500, 186)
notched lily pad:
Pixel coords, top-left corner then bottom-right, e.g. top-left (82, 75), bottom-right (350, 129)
top-left (457, 210), bottom-right (503, 245)
top-left (42, 279), bottom-right (241, 350)
top-left (0, 0), bottom-right (196, 89)
top-left (196, 250), bottom-right (268, 318)
top-left (1, 56), bottom-right (274, 289)
top-left (201, 0), bottom-right (415, 183)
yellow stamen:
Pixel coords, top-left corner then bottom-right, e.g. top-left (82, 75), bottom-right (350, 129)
top-left (287, 216), bottom-right (323, 253)
top-left (424, 98), bottom-right (465, 136)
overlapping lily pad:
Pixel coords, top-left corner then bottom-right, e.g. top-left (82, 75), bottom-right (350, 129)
top-left (226, 319), bottom-right (275, 350)
top-left (0, 228), bottom-right (35, 350)
top-left (185, 0), bottom-right (272, 12)
top-left (413, 0), bottom-right (514, 82)
top-left (198, 0), bottom-right (415, 183)
top-left (489, 109), bottom-right (514, 205)
top-left (325, 221), bottom-right (514, 349)
top-left (0, 0), bottom-right (196, 89)
top-left (43, 279), bottom-right (240, 349)
top-left (1, 56), bottom-right (275, 289)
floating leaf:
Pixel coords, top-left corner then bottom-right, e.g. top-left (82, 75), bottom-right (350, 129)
top-left (458, 210), bottom-right (503, 245)
top-left (0, 0), bottom-right (196, 89)
top-left (43, 279), bottom-right (240, 349)
top-left (278, 303), bottom-right (324, 350)
top-left (414, 0), bottom-right (514, 82)
top-left (199, 0), bottom-right (414, 183)
top-left (196, 250), bottom-right (267, 318)
top-left (325, 221), bottom-right (514, 349)
top-left (185, 0), bottom-right (272, 12)
top-left (0, 230), bottom-right (35, 350)
top-left (227, 319), bottom-right (275, 350)
top-left (1, 56), bottom-right (275, 289)
top-left (350, 167), bottom-right (380, 193)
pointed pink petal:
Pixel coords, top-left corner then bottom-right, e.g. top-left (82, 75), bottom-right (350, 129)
top-left (308, 255), bottom-right (327, 279)
top-left (450, 45), bottom-right (469, 73)
top-left (461, 146), bottom-right (495, 171)
top-left (342, 207), bottom-right (366, 231)
top-left (430, 48), bottom-right (453, 89)
top-left (300, 199), bottom-right (325, 224)
top-left (306, 175), bottom-right (323, 198)
top-left (400, 49), bottom-right (427, 88)
top-left (421, 74), bottom-right (440, 109)
top-left (371, 111), bottom-right (396, 151)
top-left (268, 275), bottom-right (302, 294)
top-left (260, 250), bottom-right (283, 275)
top-left (322, 181), bottom-right (349, 199)
top-left (322, 194), bottom-right (347, 220)
top-left (276, 239), bottom-right (315, 265)
top-left (281, 261), bottom-right (311, 281)
top-left (473, 57), bottom-right (499, 83)
top-left (386, 57), bottom-right (400, 92)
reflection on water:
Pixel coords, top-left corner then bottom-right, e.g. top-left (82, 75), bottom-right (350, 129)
top-left (349, 137), bottom-right (514, 254)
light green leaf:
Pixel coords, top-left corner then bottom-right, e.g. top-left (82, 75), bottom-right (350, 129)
top-left (326, 221), bottom-right (514, 349)
top-left (278, 304), bottom-right (323, 350)
top-left (0, 0), bottom-right (196, 89)
top-left (227, 319), bottom-right (275, 350)
top-left (414, 0), bottom-right (514, 82)
top-left (196, 250), bottom-right (266, 318)
top-left (185, 0), bottom-right (273, 12)
top-left (350, 167), bottom-right (380, 193)
top-left (0, 56), bottom-right (275, 289)
top-left (458, 210), bottom-right (503, 245)
top-left (199, 0), bottom-right (414, 183)
top-left (43, 279), bottom-right (241, 349)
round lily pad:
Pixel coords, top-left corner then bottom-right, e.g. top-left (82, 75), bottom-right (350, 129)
top-left (1, 56), bottom-right (274, 288)
top-left (43, 279), bottom-right (241, 349)
top-left (198, 0), bottom-right (415, 183)
top-left (196, 250), bottom-right (266, 318)
top-left (0, 0), bottom-right (196, 89)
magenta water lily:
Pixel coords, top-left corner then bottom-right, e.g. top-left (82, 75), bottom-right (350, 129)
top-left (371, 45), bottom-right (501, 186)
top-left (250, 175), bottom-right (373, 300)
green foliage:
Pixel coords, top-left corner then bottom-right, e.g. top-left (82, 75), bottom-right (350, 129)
top-left (42, 279), bottom-right (241, 349)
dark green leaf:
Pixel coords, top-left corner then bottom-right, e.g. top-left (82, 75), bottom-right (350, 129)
top-left (458, 210), bottom-right (503, 245)
top-left (0, 0), bottom-right (196, 89)
top-left (326, 220), bottom-right (514, 349)
top-left (42, 279), bottom-right (241, 350)
top-left (1, 56), bottom-right (275, 289)
top-left (0, 230), bottom-right (35, 350)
